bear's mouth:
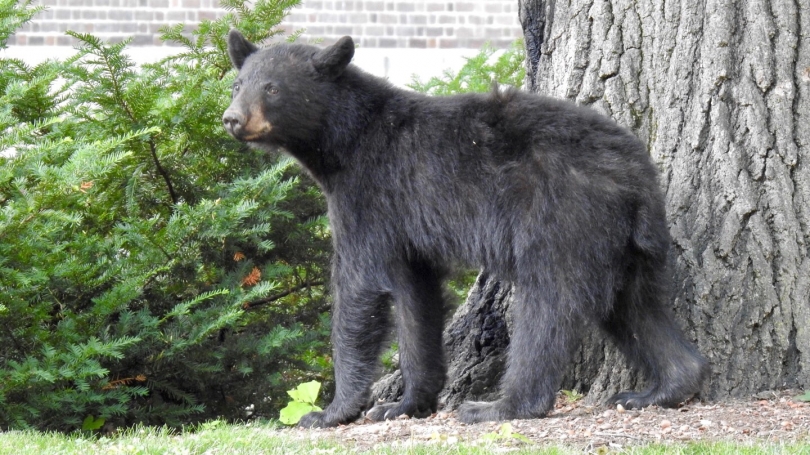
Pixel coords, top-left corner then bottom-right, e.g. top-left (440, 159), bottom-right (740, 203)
top-left (223, 119), bottom-right (273, 142)
top-left (240, 122), bottom-right (273, 141)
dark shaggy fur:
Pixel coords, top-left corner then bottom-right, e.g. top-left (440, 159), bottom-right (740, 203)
top-left (222, 31), bottom-right (708, 428)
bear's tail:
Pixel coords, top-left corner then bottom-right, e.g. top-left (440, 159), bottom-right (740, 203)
top-left (630, 198), bottom-right (670, 261)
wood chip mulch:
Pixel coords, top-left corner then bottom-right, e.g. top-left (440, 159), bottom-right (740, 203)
top-left (292, 390), bottom-right (810, 451)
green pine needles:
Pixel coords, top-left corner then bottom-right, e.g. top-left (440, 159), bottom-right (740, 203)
top-left (0, 0), bottom-right (332, 431)
top-left (408, 40), bottom-right (526, 95)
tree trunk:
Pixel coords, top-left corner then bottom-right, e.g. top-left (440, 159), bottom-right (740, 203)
top-left (372, 274), bottom-right (514, 409)
top-left (517, 0), bottom-right (810, 401)
top-left (375, 0), bottom-right (809, 409)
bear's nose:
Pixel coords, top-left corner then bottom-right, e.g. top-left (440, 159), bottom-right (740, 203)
top-left (222, 110), bottom-right (245, 133)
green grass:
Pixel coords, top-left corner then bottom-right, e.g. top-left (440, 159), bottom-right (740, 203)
top-left (0, 422), bottom-right (807, 455)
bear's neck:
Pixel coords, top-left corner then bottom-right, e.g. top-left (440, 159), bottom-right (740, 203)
top-left (287, 69), bottom-right (401, 191)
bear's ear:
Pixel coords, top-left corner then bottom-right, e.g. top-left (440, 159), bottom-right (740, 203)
top-left (227, 29), bottom-right (259, 70)
top-left (312, 36), bottom-right (355, 79)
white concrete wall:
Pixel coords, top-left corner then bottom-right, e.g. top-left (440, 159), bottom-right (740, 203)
top-left (1, 44), bottom-right (478, 88)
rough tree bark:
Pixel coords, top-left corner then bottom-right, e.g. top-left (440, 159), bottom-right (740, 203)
top-left (374, 0), bottom-right (809, 408)
top-left (372, 274), bottom-right (515, 409)
top-left (517, 0), bottom-right (810, 402)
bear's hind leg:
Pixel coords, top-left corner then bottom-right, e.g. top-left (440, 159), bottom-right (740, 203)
top-left (457, 282), bottom-right (577, 423)
top-left (366, 261), bottom-right (447, 421)
top-left (602, 261), bottom-right (708, 409)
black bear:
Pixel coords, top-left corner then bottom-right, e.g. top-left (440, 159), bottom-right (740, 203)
top-left (222, 30), bottom-right (708, 428)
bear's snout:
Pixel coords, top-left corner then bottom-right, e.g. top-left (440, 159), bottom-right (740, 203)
top-left (222, 109), bottom-right (246, 138)
top-left (223, 107), bottom-right (273, 141)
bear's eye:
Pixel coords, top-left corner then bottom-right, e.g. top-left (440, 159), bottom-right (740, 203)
top-left (232, 83), bottom-right (240, 93)
top-left (266, 85), bottom-right (279, 95)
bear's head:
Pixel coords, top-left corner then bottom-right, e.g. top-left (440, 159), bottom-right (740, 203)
top-left (222, 30), bottom-right (355, 149)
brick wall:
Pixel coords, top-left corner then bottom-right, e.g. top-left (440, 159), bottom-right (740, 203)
top-left (9, 0), bottom-right (522, 48)
top-left (282, 1), bottom-right (522, 48)
top-left (10, 0), bottom-right (228, 46)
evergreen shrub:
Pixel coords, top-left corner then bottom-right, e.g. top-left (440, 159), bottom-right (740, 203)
top-left (0, 0), bottom-right (332, 431)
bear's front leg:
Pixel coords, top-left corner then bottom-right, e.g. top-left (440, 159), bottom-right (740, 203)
top-left (299, 278), bottom-right (392, 428)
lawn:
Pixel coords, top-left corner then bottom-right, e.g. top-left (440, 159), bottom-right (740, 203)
top-left (0, 421), bottom-right (808, 455)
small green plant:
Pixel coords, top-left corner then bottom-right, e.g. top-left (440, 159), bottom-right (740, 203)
top-left (81, 414), bottom-right (105, 432)
top-left (278, 380), bottom-right (322, 425)
top-left (480, 422), bottom-right (531, 444)
top-left (561, 389), bottom-right (584, 403)
top-left (794, 391), bottom-right (810, 402)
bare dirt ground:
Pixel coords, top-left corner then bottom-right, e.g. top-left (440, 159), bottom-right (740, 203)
top-left (292, 390), bottom-right (810, 451)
